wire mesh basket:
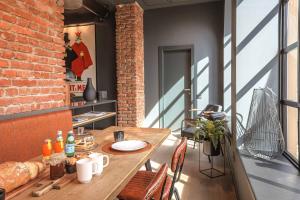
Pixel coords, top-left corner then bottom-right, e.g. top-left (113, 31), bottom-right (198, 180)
top-left (244, 88), bottom-right (285, 159)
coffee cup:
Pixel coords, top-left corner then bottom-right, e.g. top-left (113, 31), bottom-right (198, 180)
top-left (0, 188), bottom-right (5, 200)
top-left (76, 158), bottom-right (94, 184)
top-left (114, 131), bottom-right (124, 142)
top-left (88, 153), bottom-right (109, 176)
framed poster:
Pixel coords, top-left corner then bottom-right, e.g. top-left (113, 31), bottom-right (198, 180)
top-left (63, 24), bottom-right (96, 99)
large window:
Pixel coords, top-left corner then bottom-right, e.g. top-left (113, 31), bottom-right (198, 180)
top-left (281, 0), bottom-right (300, 165)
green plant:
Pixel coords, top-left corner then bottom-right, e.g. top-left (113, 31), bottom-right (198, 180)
top-left (194, 118), bottom-right (226, 150)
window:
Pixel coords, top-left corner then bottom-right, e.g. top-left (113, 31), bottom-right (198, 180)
top-left (287, 48), bottom-right (298, 101)
top-left (286, 106), bottom-right (298, 159)
top-left (287, 0), bottom-right (298, 46)
top-left (281, 0), bottom-right (300, 167)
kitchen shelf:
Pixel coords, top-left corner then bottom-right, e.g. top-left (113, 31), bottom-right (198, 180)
top-left (72, 112), bottom-right (117, 128)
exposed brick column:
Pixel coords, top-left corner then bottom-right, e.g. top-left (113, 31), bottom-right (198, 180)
top-left (115, 2), bottom-right (144, 127)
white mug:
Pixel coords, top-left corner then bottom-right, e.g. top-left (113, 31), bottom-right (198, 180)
top-left (88, 153), bottom-right (109, 176)
top-left (76, 158), bottom-right (95, 184)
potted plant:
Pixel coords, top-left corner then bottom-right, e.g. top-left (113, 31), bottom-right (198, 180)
top-left (194, 119), bottom-right (225, 156)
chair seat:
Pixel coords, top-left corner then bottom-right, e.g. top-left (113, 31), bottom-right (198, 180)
top-left (181, 127), bottom-right (197, 138)
top-left (162, 176), bottom-right (172, 200)
top-left (118, 171), bottom-right (156, 200)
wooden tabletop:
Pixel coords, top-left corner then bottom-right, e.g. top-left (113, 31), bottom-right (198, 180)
top-left (12, 126), bottom-right (170, 200)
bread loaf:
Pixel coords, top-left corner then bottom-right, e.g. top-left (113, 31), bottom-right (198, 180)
top-left (0, 161), bottom-right (45, 193)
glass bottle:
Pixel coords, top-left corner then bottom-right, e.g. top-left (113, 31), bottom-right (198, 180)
top-left (54, 130), bottom-right (64, 153)
top-left (42, 139), bottom-right (52, 160)
top-left (65, 131), bottom-right (75, 157)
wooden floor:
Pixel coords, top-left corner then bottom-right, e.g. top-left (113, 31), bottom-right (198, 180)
top-left (148, 131), bottom-right (237, 200)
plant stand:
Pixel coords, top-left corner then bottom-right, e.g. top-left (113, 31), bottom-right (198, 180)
top-left (198, 141), bottom-right (225, 178)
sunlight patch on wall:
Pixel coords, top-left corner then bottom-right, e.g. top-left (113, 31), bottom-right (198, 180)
top-left (196, 57), bottom-right (209, 111)
top-left (237, 72), bottom-right (271, 126)
top-left (224, 34), bottom-right (232, 113)
top-left (237, 0), bottom-right (278, 45)
top-left (143, 102), bottom-right (159, 128)
top-left (237, 15), bottom-right (278, 92)
top-left (236, 0), bottom-right (279, 126)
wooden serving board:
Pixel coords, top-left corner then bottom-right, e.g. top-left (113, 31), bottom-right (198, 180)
top-left (6, 170), bottom-right (77, 199)
top-left (6, 169), bottom-right (50, 200)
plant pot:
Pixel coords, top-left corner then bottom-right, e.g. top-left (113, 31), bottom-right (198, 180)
top-left (83, 78), bottom-right (96, 102)
top-left (203, 140), bottom-right (221, 156)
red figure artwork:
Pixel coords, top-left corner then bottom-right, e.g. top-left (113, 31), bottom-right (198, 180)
top-left (71, 32), bottom-right (93, 80)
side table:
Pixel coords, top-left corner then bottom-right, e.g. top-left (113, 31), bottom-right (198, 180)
top-left (198, 139), bottom-right (226, 178)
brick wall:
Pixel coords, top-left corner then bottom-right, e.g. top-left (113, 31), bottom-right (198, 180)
top-left (0, 0), bottom-right (66, 115)
top-left (116, 2), bottom-right (145, 127)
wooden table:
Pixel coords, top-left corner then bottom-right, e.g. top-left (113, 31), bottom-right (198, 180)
top-left (12, 126), bottom-right (170, 200)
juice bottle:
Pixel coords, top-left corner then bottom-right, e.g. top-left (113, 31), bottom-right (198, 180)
top-left (42, 139), bottom-right (52, 160)
top-left (65, 131), bottom-right (75, 157)
top-left (54, 130), bottom-right (64, 153)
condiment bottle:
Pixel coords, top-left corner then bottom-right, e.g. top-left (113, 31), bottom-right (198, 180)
top-left (42, 139), bottom-right (52, 161)
top-left (54, 130), bottom-right (64, 153)
top-left (65, 131), bottom-right (75, 157)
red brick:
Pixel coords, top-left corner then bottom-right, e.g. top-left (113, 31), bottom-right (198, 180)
top-left (34, 64), bottom-right (53, 72)
top-left (0, 2), bottom-right (13, 13)
top-left (14, 52), bottom-right (28, 60)
top-left (6, 88), bottom-right (18, 96)
top-left (0, 88), bottom-right (4, 96)
top-left (0, 59), bottom-right (9, 68)
top-left (2, 13), bottom-right (17, 24)
top-left (0, 78), bottom-right (11, 86)
top-left (16, 70), bottom-right (34, 78)
top-left (0, 31), bottom-right (15, 41)
top-left (0, 39), bottom-right (8, 48)
top-left (0, 21), bottom-right (12, 31)
top-left (6, 106), bottom-right (21, 114)
top-left (1, 51), bottom-right (15, 59)
top-left (2, 69), bottom-right (16, 77)
top-left (12, 79), bottom-right (36, 87)
top-left (20, 104), bottom-right (32, 112)
top-left (0, 98), bottom-right (11, 106)
top-left (11, 61), bottom-right (34, 70)
top-left (34, 48), bottom-right (52, 57)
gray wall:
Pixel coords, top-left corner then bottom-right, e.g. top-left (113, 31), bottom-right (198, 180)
top-left (143, 2), bottom-right (224, 127)
top-left (96, 15), bottom-right (116, 100)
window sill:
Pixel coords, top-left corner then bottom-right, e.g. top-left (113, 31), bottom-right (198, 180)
top-left (238, 149), bottom-right (300, 200)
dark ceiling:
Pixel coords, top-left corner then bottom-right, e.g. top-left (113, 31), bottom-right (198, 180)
top-left (64, 0), bottom-right (114, 25)
top-left (64, 0), bottom-right (221, 25)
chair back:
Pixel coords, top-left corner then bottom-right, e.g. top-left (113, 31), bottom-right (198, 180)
top-left (171, 137), bottom-right (187, 173)
top-left (144, 163), bottom-right (168, 200)
top-left (165, 137), bottom-right (187, 200)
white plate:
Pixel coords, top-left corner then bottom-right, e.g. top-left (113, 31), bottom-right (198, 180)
top-left (111, 140), bottom-right (147, 152)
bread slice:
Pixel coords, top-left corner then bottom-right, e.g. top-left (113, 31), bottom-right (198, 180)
top-left (32, 161), bottom-right (46, 174)
top-left (24, 162), bottom-right (39, 180)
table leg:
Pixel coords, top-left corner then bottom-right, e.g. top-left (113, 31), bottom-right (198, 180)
top-left (145, 159), bottom-right (152, 171)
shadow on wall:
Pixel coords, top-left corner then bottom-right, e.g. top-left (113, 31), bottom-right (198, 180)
top-left (224, 0), bottom-right (279, 127)
top-left (143, 57), bottom-right (210, 129)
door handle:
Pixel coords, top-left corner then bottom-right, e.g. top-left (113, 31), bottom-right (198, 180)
top-left (184, 89), bottom-right (191, 91)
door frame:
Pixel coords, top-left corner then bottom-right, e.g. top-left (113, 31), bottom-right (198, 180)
top-left (158, 45), bottom-right (195, 129)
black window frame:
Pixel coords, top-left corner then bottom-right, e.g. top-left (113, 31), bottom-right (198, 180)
top-left (280, 0), bottom-right (300, 169)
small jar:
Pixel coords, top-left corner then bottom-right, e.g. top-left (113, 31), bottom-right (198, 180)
top-left (65, 157), bottom-right (77, 174)
top-left (49, 153), bottom-right (66, 180)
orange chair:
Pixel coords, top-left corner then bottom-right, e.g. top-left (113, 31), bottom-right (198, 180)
top-left (118, 163), bottom-right (169, 200)
top-left (162, 138), bottom-right (188, 200)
